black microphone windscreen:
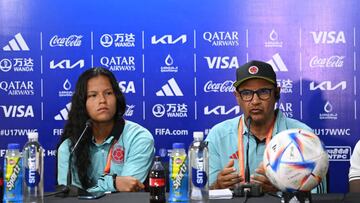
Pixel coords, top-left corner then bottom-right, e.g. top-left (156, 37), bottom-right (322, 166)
top-left (85, 119), bottom-right (92, 128)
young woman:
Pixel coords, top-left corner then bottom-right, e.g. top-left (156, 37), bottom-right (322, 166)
top-left (57, 67), bottom-right (154, 192)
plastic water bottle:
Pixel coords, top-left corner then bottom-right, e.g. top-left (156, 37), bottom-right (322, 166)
top-left (22, 132), bottom-right (44, 203)
top-left (189, 131), bottom-right (209, 201)
top-left (3, 143), bottom-right (23, 202)
top-left (149, 156), bottom-right (166, 203)
top-left (169, 143), bottom-right (188, 202)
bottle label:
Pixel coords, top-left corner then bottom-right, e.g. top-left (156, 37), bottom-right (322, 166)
top-left (25, 146), bottom-right (40, 187)
top-left (191, 157), bottom-right (208, 188)
top-left (5, 157), bottom-right (21, 191)
top-left (191, 168), bottom-right (207, 188)
top-left (149, 178), bottom-right (165, 187)
top-left (171, 155), bottom-right (187, 190)
top-left (4, 155), bottom-right (22, 201)
top-left (169, 154), bottom-right (188, 201)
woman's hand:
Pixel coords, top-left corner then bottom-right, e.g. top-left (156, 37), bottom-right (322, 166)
top-left (114, 176), bottom-right (145, 192)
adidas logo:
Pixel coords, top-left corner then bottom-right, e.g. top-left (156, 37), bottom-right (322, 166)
top-left (3, 33), bottom-right (30, 51)
top-left (229, 150), bottom-right (239, 159)
top-left (54, 103), bottom-right (71, 120)
top-left (156, 78), bottom-right (183, 96)
top-left (266, 53), bottom-right (288, 72)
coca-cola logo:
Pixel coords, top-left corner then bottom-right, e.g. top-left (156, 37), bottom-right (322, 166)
top-left (49, 35), bottom-right (83, 47)
top-left (309, 56), bottom-right (344, 68)
top-left (204, 80), bottom-right (235, 93)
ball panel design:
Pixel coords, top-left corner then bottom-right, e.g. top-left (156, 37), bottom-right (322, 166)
top-left (263, 129), bottom-right (329, 192)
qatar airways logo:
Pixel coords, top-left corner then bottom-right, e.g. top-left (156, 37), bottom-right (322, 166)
top-left (100, 56), bottom-right (135, 71)
top-left (275, 102), bottom-right (293, 118)
top-left (309, 56), bottom-right (344, 68)
top-left (310, 31), bottom-right (346, 44)
top-left (0, 81), bottom-right (34, 96)
top-left (203, 80), bottom-right (235, 93)
top-left (203, 31), bottom-right (239, 46)
top-left (49, 35), bottom-right (83, 47)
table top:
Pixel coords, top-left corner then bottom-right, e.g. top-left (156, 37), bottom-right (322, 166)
top-left (44, 192), bottom-right (352, 203)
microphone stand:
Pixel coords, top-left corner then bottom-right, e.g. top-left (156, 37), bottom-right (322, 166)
top-left (54, 120), bottom-right (92, 197)
top-left (234, 116), bottom-right (263, 198)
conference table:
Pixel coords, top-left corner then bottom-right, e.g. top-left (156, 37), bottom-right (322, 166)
top-left (45, 192), bottom-right (360, 203)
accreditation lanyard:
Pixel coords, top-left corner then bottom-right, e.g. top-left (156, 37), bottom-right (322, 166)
top-left (103, 139), bottom-right (118, 174)
top-left (237, 117), bottom-right (275, 182)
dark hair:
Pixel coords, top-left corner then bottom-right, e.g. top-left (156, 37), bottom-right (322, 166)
top-left (58, 67), bottom-right (126, 189)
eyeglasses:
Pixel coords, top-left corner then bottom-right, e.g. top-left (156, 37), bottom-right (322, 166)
top-left (237, 88), bottom-right (273, 101)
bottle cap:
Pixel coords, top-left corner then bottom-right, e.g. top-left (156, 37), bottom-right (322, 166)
top-left (172, 142), bottom-right (185, 149)
top-left (7, 143), bottom-right (20, 149)
top-left (27, 132), bottom-right (38, 139)
top-left (193, 131), bottom-right (204, 140)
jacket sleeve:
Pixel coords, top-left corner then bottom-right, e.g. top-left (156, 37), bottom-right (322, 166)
top-left (57, 139), bottom-right (83, 189)
top-left (205, 126), bottom-right (222, 186)
top-left (119, 131), bottom-right (155, 182)
top-left (57, 139), bottom-right (71, 186)
top-left (87, 175), bottom-right (115, 193)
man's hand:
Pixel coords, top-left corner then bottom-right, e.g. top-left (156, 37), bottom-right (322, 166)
top-left (114, 176), bottom-right (145, 192)
top-left (211, 159), bottom-right (243, 189)
top-left (251, 162), bottom-right (278, 193)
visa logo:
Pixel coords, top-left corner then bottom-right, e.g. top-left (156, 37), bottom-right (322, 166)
top-left (0, 105), bottom-right (34, 118)
top-left (204, 56), bottom-right (239, 69)
top-left (118, 81), bottom-right (135, 93)
top-left (310, 31), bottom-right (346, 44)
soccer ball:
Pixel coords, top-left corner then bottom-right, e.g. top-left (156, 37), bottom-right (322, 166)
top-left (263, 129), bottom-right (329, 192)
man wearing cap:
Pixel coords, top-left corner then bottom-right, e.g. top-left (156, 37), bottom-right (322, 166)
top-left (206, 60), bottom-right (327, 193)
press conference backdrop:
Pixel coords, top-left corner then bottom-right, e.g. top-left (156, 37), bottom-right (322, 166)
top-left (0, 0), bottom-right (358, 193)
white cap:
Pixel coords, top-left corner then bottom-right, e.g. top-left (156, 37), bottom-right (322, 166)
top-left (193, 131), bottom-right (204, 140)
top-left (27, 132), bottom-right (38, 140)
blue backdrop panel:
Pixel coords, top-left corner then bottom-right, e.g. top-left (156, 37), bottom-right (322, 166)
top-left (0, 0), bottom-right (358, 193)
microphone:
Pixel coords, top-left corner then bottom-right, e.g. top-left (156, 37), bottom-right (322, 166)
top-left (70, 119), bottom-right (92, 154)
top-left (55, 119), bottom-right (92, 197)
top-left (245, 116), bottom-right (251, 183)
top-left (233, 116), bottom-right (263, 198)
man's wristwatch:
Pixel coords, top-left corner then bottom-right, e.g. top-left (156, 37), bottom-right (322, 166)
top-left (112, 174), bottom-right (117, 191)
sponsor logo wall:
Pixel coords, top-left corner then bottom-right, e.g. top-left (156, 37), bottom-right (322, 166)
top-left (0, 0), bottom-right (358, 193)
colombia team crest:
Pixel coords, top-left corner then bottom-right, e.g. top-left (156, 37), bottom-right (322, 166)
top-left (112, 144), bottom-right (125, 164)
